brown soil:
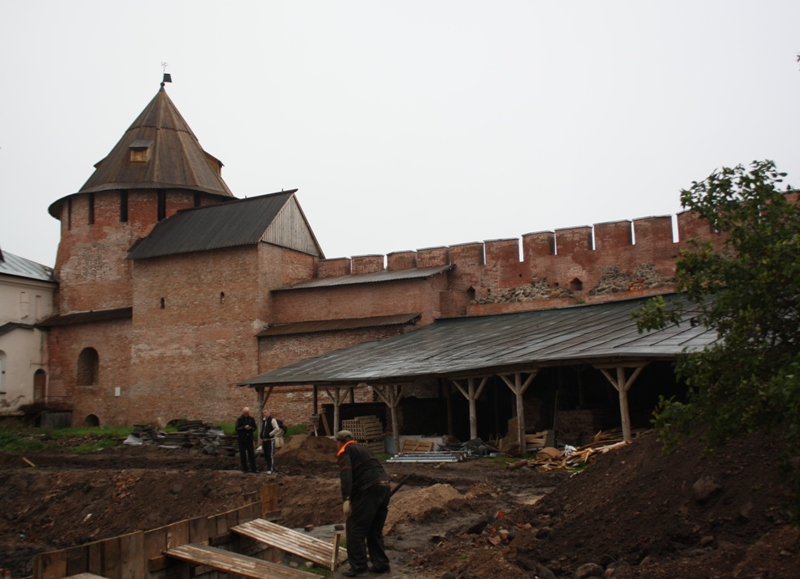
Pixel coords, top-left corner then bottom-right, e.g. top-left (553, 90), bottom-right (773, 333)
top-left (1, 430), bottom-right (797, 578)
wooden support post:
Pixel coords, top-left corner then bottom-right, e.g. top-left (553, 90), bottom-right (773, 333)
top-left (257, 386), bottom-right (274, 413)
top-left (596, 364), bottom-right (648, 442)
top-left (323, 387), bottom-right (344, 434)
top-left (374, 384), bottom-right (404, 455)
top-left (446, 381), bottom-right (454, 437)
top-left (451, 377), bottom-right (488, 441)
top-left (499, 371), bottom-right (538, 455)
top-left (313, 385), bottom-right (318, 415)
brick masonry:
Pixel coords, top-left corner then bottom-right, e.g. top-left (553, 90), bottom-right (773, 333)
top-left (46, 145), bottom-right (738, 428)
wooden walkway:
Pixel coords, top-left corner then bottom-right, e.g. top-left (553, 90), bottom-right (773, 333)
top-left (232, 518), bottom-right (346, 570)
top-left (165, 543), bottom-right (314, 579)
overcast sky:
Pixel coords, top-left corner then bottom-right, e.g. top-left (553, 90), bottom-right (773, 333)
top-left (2, 1), bottom-right (799, 267)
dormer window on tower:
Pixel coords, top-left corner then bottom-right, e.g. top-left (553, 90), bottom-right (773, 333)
top-left (129, 139), bottom-right (154, 163)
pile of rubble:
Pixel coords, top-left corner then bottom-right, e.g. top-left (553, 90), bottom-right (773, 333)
top-left (124, 421), bottom-right (237, 456)
top-left (507, 427), bottom-right (648, 471)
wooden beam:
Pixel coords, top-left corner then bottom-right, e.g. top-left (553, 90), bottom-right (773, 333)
top-left (499, 371), bottom-right (539, 455)
top-left (449, 377), bottom-right (487, 441)
top-left (596, 364), bottom-right (648, 442)
top-left (374, 384), bottom-right (404, 455)
top-left (322, 387), bottom-right (345, 434)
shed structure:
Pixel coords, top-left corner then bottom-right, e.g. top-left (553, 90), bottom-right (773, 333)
top-left (239, 294), bottom-right (716, 452)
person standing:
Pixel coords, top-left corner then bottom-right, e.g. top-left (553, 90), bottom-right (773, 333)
top-left (260, 408), bottom-right (281, 474)
top-left (335, 430), bottom-right (391, 577)
top-left (235, 407), bottom-right (258, 473)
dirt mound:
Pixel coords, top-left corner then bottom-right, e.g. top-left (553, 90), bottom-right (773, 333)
top-left (276, 434), bottom-right (337, 464)
top-left (385, 483), bottom-right (465, 533)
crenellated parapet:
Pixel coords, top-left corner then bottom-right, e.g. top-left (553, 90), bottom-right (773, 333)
top-left (311, 211), bottom-right (724, 317)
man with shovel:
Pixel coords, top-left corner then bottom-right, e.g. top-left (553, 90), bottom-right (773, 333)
top-left (335, 430), bottom-right (391, 576)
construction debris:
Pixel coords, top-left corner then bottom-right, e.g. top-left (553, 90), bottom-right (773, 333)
top-left (507, 427), bottom-right (649, 471)
top-left (386, 451), bottom-right (468, 463)
top-left (125, 422), bottom-right (237, 456)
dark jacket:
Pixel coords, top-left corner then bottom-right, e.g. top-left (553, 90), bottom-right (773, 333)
top-left (235, 415), bottom-right (257, 440)
top-left (261, 416), bottom-right (278, 440)
top-left (337, 440), bottom-right (389, 501)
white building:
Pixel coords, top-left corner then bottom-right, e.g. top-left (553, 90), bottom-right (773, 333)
top-left (0, 246), bottom-right (56, 415)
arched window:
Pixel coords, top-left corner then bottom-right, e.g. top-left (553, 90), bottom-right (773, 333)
top-left (77, 348), bottom-right (99, 386)
top-left (33, 369), bottom-right (46, 402)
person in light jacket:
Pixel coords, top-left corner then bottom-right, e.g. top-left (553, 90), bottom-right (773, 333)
top-left (260, 408), bottom-right (281, 474)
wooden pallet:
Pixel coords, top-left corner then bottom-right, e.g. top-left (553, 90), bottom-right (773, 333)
top-left (232, 519), bottom-right (346, 571)
top-left (363, 440), bottom-right (384, 455)
top-left (342, 416), bottom-right (384, 440)
top-left (401, 440), bottom-right (433, 453)
top-left (165, 543), bottom-right (315, 579)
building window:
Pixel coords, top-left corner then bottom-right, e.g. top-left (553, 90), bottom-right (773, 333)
top-left (77, 348), bottom-right (99, 386)
top-left (88, 193), bottom-right (95, 225)
top-left (157, 190), bottom-right (166, 221)
top-left (160, 297), bottom-right (165, 309)
top-left (120, 190), bottom-right (128, 222)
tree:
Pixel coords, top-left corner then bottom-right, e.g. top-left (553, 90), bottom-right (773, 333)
top-left (634, 160), bottom-right (800, 516)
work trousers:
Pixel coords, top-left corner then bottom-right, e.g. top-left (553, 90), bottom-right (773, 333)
top-left (346, 484), bottom-right (391, 572)
top-left (262, 438), bottom-right (275, 471)
top-left (238, 436), bottom-right (257, 472)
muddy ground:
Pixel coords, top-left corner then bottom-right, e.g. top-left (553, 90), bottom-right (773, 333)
top-left (1, 431), bottom-right (798, 578)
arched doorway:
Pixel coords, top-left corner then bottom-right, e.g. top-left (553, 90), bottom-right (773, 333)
top-left (84, 414), bottom-right (100, 427)
top-left (33, 369), bottom-right (46, 403)
top-left (77, 348), bottom-right (99, 386)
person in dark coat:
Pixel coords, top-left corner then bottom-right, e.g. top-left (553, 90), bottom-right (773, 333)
top-left (235, 407), bottom-right (258, 473)
top-left (335, 430), bottom-right (391, 577)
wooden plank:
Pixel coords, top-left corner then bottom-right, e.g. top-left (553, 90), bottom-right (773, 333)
top-left (103, 536), bottom-right (122, 579)
top-left (232, 519), bottom-right (347, 570)
top-left (64, 574), bottom-right (110, 579)
top-left (261, 484), bottom-right (278, 518)
top-left (87, 541), bottom-right (104, 577)
top-left (166, 521), bottom-right (190, 551)
top-left (35, 549), bottom-right (68, 579)
top-left (118, 531), bottom-right (145, 579)
top-left (148, 555), bottom-right (169, 572)
top-left (165, 543), bottom-right (315, 579)
top-left (321, 412), bottom-right (331, 436)
top-left (189, 516), bottom-right (211, 545)
top-left (66, 545), bottom-right (89, 577)
top-left (144, 527), bottom-right (167, 561)
top-left (213, 513), bottom-right (229, 537)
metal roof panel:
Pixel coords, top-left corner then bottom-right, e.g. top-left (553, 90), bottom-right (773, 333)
top-left (239, 294), bottom-right (717, 386)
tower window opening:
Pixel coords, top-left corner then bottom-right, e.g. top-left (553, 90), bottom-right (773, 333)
top-left (160, 297), bottom-right (165, 309)
top-left (219, 292), bottom-right (225, 304)
top-left (120, 190), bottom-right (128, 222)
top-left (157, 190), bottom-right (166, 221)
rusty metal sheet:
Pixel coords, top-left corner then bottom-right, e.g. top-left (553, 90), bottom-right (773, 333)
top-left (275, 265), bottom-right (452, 290)
top-left (258, 313), bottom-right (422, 337)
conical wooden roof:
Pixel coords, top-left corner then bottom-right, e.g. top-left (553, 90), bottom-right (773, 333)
top-left (49, 87), bottom-right (234, 217)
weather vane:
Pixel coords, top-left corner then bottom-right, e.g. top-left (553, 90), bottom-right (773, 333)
top-left (161, 62), bottom-right (172, 87)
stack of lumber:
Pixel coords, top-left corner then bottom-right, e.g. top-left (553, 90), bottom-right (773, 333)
top-left (506, 428), bottom-right (649, 471)
top-left (342, 415), bottom-right (385, 454)
top-left (129, 423), bottom-right (236, 456)
top-left (524, 429), bottom-right (555, 451)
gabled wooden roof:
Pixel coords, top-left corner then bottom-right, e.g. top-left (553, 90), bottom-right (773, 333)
top-left (126, 190), bottom-right (324, 260)
top-left (49, 87), bottom-right (233, 218)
